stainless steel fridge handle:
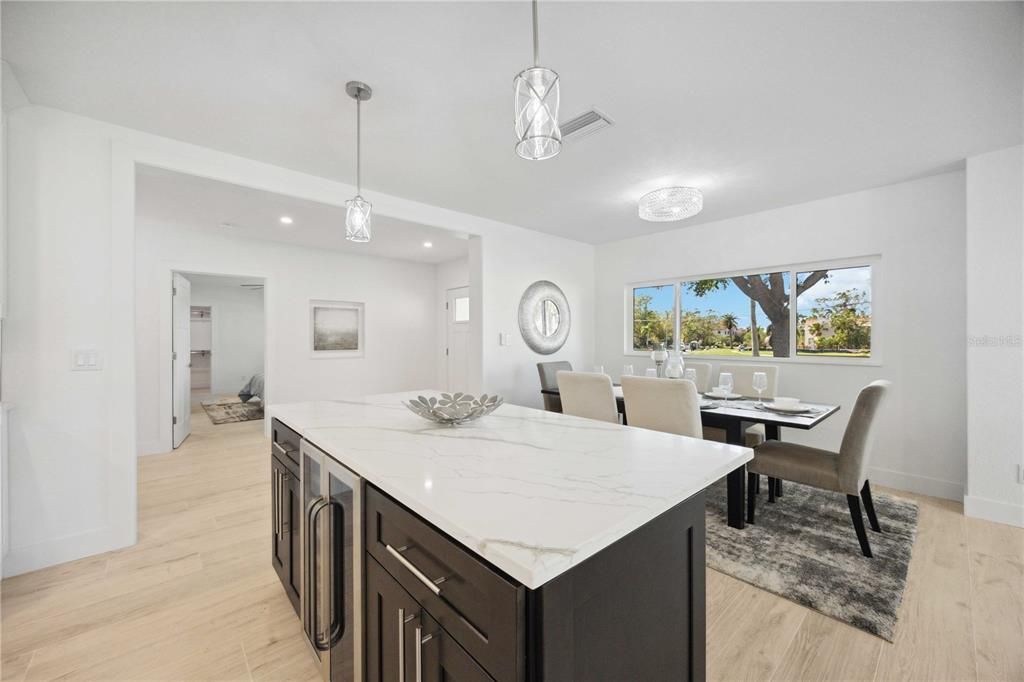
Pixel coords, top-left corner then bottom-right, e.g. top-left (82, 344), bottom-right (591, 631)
top-left (415, 626), bottom-right (433, 682)
top-left (307, 497), bottom-right (330, 650)
top-left (385, 544), bottom-right (443, 596)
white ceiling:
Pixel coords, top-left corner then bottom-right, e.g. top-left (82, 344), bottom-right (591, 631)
top-left (5, 1), bottom-right (1022, 244)
top-left (135, 165), bottom-right (470, 265)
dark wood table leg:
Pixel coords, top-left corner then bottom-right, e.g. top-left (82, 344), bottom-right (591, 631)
top-left (725, 420), bottom-right (746, 529)
top-left (764, 424), bottom-right (782, 496)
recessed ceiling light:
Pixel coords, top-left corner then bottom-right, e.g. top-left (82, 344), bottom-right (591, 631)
top-left (638, 187), bottom-right (703, 222)
top-left (279, 216), bottom-right (294, 225)
top-left (423, 241), bottom-right (433, 248)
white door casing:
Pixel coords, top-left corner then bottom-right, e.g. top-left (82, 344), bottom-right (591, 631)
top-left (445, 287), bottom-right (471, 392)
top-left (172, 273), bottom-right (192, 448)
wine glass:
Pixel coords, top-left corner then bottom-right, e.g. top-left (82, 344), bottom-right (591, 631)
top-left (622, 364), bottom-right (635, 378)
top-left (752, 371), bottom-right (768, 404)
top-left (718, 372), bottom-right (734, 398)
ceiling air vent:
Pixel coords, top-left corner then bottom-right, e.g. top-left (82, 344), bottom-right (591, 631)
top-left (560, 108), bottom-right (614, 142)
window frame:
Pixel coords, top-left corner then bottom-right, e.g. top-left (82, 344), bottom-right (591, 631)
top-left (623, 255), bottom-right (881, 366)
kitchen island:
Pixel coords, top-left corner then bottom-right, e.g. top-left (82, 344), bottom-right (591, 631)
top-left (270, 392), bottom-right (752, 682)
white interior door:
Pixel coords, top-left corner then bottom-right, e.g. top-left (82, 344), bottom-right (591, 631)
top-left (172, 273), bottom-right (192, 448)
top-left (445, 287), bottom-right (470, 392)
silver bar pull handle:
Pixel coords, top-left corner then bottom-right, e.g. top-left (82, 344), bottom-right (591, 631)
top-left (279, 472), bottom-right (289, 536)
top-left (385, 544), bottom-right (443, 596)
top-left (397, 608), bottom-right (415, 681)
top-left (415, 626), bottom-right (433, 682)
top-left (272, 470), bottom-right (278, 538)
top-left (272, 441), bottom-right (296, 459)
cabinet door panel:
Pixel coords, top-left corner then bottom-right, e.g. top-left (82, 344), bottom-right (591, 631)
top-left (271, 456), bottom-right (290, 587)
top-left (284, 467), bottom-right (301, 614)
top-left (419, 612), bottom-right (494, 682)
top-left (366, 557), bottom-right (419, 682)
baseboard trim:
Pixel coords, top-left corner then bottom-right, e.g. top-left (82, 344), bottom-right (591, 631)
top-left (2, 525), bottom-right (136, 577)
top-left (868, 466), bottom-right (963, 501)
top-left (964, 495), bottom-right (1024, 528)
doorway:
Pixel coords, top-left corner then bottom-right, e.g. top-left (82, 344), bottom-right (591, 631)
top-left (171, 272), bottom-right (266, 448)
top-left (445, 286), bottom-right (471, 391)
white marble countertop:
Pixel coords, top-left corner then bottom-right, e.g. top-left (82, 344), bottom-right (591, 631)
top-left (270, 392), bottom-right (752, 589)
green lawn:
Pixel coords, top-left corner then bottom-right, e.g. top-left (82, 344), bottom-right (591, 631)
top-left (685, 348), bottom-right (870, 358)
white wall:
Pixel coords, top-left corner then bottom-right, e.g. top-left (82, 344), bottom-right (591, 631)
top-left (435, 258), bottom-right (469, 390)
top-left (136, 216), bottom-right (438, 455)
top-left (965, 145), bottom-right (1024, 527)
top-left (182, 278), bottom-right (264, 397)
top-left (595, 172), bottom-right (968, 500)
top-left (3, 104), bottom-right (595, 575)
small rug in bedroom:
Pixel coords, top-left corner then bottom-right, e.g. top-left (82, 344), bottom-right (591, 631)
top-left (201, 397), bottom-right (264, 424)
top-left (704, 478), bottom-right (918, 641)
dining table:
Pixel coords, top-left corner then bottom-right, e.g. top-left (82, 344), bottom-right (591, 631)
top-left (539, 384), bottom-right (841, 529)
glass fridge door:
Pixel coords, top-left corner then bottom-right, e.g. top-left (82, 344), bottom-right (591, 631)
top-left (324, 457), bottom-right (362, 682)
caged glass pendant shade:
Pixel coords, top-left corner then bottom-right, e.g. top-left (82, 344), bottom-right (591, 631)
top-left (514, 66), bottom-right (561, 160)
top-left (345, 195), bottom-right (372, 242)
top-left (638, 186), bottom-right (704, 222)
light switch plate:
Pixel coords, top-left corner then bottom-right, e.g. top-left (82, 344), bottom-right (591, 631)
top-left (71, 348), bottom-right (103, 371)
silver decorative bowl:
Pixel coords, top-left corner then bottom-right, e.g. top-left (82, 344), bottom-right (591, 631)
top-left (404, 393), bottom-right (504, 426)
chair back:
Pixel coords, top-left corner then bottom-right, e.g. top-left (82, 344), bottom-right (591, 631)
top-left (718, 364), bottom-right (779, 398)
top-left (556, 371), bottom-right (619, 423)
top-left (683, 361), bottom-right (713, 393)
top-left (537, 361), bottom-right (571, 412)
top-left (621, 376), bottom-right (703, 438)
top-left (837, 380), bottom-right (891, 491)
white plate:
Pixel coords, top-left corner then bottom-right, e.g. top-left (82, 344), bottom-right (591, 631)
top-left (758, 402), bottom-right (814, 415)
top-left (699, 400), bottom-right (717, 409)
top-left (704, 391), bottom-right (742, 400)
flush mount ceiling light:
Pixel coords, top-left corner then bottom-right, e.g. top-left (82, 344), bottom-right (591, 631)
top-left (638, 186), bottom-right (704, 222)
top-left (279, 216), bottom-right (293, 225)
top-left (423, 241), bottom-right (433, 248)
top-left (514, 0), bottom-right (561, 160)
top-left (345, 80), bottom-right (373, 242)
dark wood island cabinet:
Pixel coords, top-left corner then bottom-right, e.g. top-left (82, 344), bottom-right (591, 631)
top-left (269, 397), bottom-right (750, 682)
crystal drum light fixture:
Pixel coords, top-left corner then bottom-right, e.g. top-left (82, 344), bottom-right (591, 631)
top-left (514, 0), bottom-right (561, 160)
top-left (345, 81), bottom-right (373, 242)
top-left (638, 186), bottom-right (704, 222)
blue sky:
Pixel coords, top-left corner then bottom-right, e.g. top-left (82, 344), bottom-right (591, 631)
top-left (636, 265), bottom-right (871, 330)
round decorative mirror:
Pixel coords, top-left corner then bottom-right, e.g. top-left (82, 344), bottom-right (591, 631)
top-left (533, 299), bottom-right (561, 337)
top-left (518, 281), bottom-right (571, 354)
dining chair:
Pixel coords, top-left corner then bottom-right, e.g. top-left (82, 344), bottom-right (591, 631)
top-left (537, 361), bottom-right (572, 412)
top-left (556, 371), bottom-right (620, 424)
top-left (746, 380), bottom-right (891, 557)
top-left (620, 376), bottom-right (703, 438)
top-left (682, 361), bottom-right (713, 393)
top-left (703, 364), bottom-right (780, 448)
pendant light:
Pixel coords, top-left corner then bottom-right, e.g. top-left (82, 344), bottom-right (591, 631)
top-left (514, 0), bottom-right (561, 160)
top-left (345, 80), bottom-right (373, 242)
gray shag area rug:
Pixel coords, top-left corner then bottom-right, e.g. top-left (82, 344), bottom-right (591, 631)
top-left (201, 397), bottom-right (264, 424)
top-left (705, 478), bottom-right (918, 641)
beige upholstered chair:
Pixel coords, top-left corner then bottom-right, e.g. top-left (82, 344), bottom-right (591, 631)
top-left (703, 364), bottom-right (780, 447)
top-left (556, 371), bottom-right (620, 423)
top-left (620, 376), bottom-right (703, 438)
top-left (537, 361), bottom-right (572, 412)
top-left (747, 380), bottom-right (891, 557)
top-left (682, 361), bottom-right (713, 393)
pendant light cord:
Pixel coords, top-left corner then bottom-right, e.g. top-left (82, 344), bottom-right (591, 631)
top-left (532, 0), bottom-right (540, 66)
top-left (355, 96), bottom-right (362, 195)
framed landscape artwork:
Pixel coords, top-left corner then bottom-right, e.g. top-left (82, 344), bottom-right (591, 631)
top-left (310, 300), bottom-right (365, 358)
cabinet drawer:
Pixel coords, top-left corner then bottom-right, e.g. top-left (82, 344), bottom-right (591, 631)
top-left (366, 486), bottom-right (523, 682)
top-left (271, 418), bottom-right (301, 470)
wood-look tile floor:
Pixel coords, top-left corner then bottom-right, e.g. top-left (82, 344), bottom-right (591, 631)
top-left (2, 406), bottom-right (1022, 681)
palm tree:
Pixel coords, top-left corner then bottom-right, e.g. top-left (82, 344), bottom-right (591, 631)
top-left (721, 313), bottom-right (739, 346)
